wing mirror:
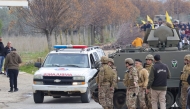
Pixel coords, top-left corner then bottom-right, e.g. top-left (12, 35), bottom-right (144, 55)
top-left (34, 62), bottom-right (41, 68)
top-left (92, 61), bottom-right (101, 69)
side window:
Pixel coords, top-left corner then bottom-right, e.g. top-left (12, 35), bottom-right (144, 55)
top-left (93, 52), bottom-right (100, 62)
top-left (90, 54), bottom-right (95, 66)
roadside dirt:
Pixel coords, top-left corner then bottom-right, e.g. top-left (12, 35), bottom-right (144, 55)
top-left (0, 72), bottom-right (33, 109)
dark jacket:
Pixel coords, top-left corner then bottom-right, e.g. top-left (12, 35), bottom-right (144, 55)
top-left (147, 61), bottom-right (171, 91)
top-left (0, 42), bottom-right (5, 56)
top-left (146, 24), bottom-right (152, 29)
top-left (4, 46), bottom-right (14, 57)
top-left (4, 51), bottom-right (22, 70)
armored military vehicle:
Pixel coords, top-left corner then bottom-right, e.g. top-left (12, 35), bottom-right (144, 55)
top-left (90, 26), bottom-right (189, 109)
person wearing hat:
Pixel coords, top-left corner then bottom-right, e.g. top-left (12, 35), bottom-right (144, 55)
top-left (108, 58), bottom-right (117, 109)
top-left (147, 54), bottom-right (171, 109)
top-left (135, 59), bottom-right (149, 109)
top-left (180, 54), bottom-right (190, 109)
top-left (123, 58), bottom-right (139, 109)
top-left (96, 56), bottom-right (115, 109)
top-left (144, 54), bottom-right (154, 109)
top-left (4, 48), bottom-right (22, 92)
top-left (187, 75), bottom-right (190, 109)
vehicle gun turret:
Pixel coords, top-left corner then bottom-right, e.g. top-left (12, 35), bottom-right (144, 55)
top-left (144, 26), bottom-right (180, 51)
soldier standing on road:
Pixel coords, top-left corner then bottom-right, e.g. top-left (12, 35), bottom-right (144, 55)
top-left (144, 54), bottom-right (154, 109)
top-left (96, 56), bottom-right (115, 109)
top-left (180, 54), bottom-right (190, 109)
top-left (108, 58), bottom-right (118, 109)
top-left (135, 59), bottom-right (149, 109)
top-left (147, 54), bottom-right (171, 109)
top-left (123, 58), bottom-right (139, 109)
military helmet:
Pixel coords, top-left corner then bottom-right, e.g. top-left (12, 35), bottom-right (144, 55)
top-left (108, 58), bottom-right (114, 64)
top-left (145, 54), bottom-right (154, 61)
top-left (184, 54), bottom-right (190, 61)
top-left (184, 54), bottom-right (188, 60)
top-left (125, 58), bottom-right (134, 65)
top-left (101, 56), bottom-right (108, 64)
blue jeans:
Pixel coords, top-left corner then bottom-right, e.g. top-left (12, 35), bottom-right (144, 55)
top-left (0, 56), bottom-right (4, 72)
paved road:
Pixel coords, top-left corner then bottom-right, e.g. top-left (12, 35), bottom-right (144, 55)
top-left (3, 95), bottom-right (102, 109)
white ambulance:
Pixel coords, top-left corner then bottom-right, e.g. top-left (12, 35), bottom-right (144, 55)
top-left (32, 45), bottom-right (105, 103)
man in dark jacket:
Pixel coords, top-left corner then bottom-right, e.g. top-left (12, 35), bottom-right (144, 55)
top-left (4, 41), bottom-right (14, 77)
top-left (147, 54), bottom-right (171, 109)
top-left (0, 37), bottom-right (5, 74)
top-left (4, 41), bottom-right (14, 57)
top-left (4, 48), bottom-right (22, 92)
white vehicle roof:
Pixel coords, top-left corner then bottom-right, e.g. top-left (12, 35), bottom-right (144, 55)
top-left (48, 45), bottom-right (105, 59)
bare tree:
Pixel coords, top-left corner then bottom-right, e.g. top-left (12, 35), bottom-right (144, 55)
top-left (17, 0), bottom-right (71, 51)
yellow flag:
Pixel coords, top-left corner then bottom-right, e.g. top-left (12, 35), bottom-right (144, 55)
top-left (166, 11), bottom-right (174, 28)
top-left (147, 15), bottom-right (154, 29)
top-left (136, 24), bottom-right (140, 28)
top-left (141, 20), bottom-right (146, 24)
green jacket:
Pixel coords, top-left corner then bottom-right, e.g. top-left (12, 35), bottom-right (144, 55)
top-left (4, 51), bottom-right (22, 70)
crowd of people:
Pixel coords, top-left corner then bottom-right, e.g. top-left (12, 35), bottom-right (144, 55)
top-left (0, 37), bottom-right (22, 92)
top-left (130, 19), bottom-right (190, 49)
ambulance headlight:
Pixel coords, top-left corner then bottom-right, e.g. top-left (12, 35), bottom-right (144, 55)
top-left (73, 76), bottom-right (85, 80)
top-left (33, 74), bottom-right (43, 79)
top-left (33, 74), bottom-right (43, 85)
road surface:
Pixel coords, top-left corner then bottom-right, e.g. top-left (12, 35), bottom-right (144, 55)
top-left (3, 95), bottom-right (102, 109)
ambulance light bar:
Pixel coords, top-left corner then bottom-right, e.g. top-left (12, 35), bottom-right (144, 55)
top-left (54, 45), bottom-right (88, 49)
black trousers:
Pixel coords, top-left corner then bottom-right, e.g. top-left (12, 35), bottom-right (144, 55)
top-left (8, 69), bottom-right (19, 90)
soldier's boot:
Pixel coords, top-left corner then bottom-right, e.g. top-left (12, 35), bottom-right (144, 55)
top-left (182, 106), bottom-right (186, 109)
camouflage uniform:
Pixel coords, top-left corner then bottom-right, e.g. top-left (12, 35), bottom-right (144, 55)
top-left (123, 58), bottom-right (139, 109)
top-left (96, 56), bottom-right (115, 109)
top-left (180, 54), bottom-right (190, 109)
top-left (136, 66), bottom-right (149, 109)
top-left (144, 54), bottom-right (154, 109)
top-left (108, 58), bottom-right (118, 109)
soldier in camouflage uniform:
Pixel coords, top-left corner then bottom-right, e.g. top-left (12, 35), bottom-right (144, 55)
top-left (135, 59), bottom-right (149, 109)
top-left (180, 54), bottom-right (190, 109)
top-left (123, 58), bottom-right (139, 109)
top-left (108, 58), bottom-right (118, 109)
top-left (96, 56), bottom-right (115, 109)
top-left (144, 54), bottom-right (154, 109)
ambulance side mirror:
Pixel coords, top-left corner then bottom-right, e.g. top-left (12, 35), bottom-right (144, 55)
top-left (94, 61), bottom-right (101, 69)
top-left (34, 62), bottom-right (41, 68)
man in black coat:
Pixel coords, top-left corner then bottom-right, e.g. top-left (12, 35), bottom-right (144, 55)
top-left (0, 37), bottom-right (5, 74)
top-left (4, 41), bottom-right (14, 57)
top-left (4, 41), bottom-right (14, 77)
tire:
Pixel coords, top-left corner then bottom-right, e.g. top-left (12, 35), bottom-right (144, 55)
top-left (81, 88), bottom-right (91, 103)
top-left (166, 91), bottom-right (174, 108)
top-left (33, 91), bottom-right (44, 103)
top-left (113, 91), bottom-right (127, 109)
top-left (175, 93), bottom-right (182, 108)
top-left (53, 96), bottom-right (61, 98)
top-left (91, 88), bottom-right (99, 103)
